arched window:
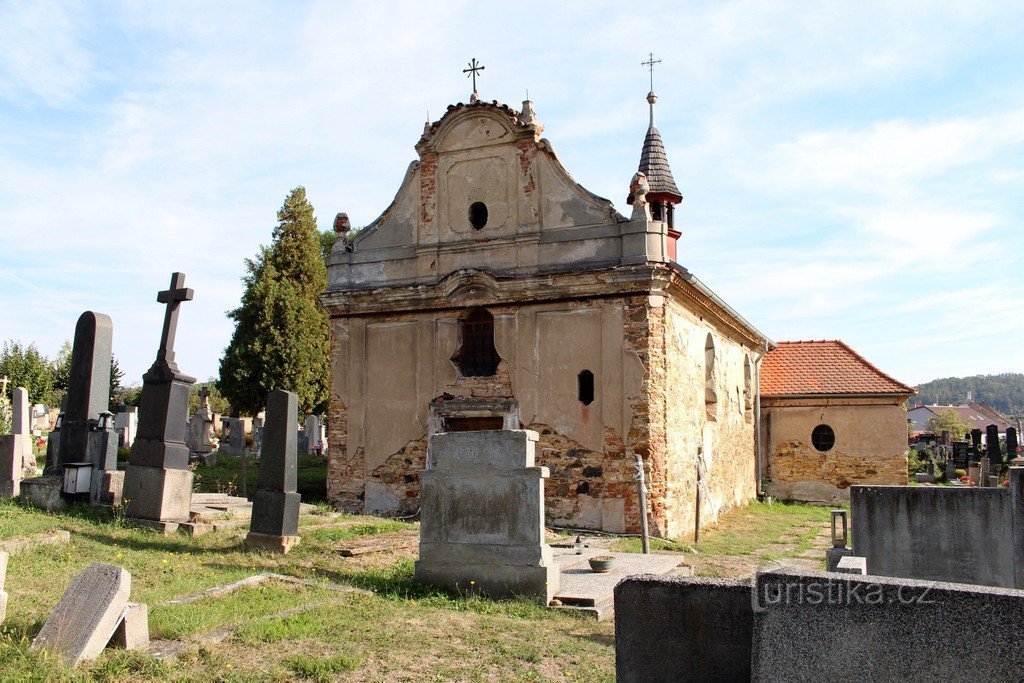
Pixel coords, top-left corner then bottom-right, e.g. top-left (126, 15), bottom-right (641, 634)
top-left (705, 333), bottom-right (717, 421)
top-left (452, 308), bottom-right (499, 377)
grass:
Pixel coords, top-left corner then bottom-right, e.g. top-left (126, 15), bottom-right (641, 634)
top-left (0, 499), bottom-right (614, 681)
top-left (192, 453), bottom-right (327, 502)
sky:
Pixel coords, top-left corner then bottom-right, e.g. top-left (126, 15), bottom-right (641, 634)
top-left (1, 1), bottom-right (1022, 389)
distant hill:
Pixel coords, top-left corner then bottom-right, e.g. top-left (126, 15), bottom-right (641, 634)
top-left (912, 373), bottom-right (1024, 417)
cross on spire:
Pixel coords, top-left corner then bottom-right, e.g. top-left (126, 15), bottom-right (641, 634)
top-left (155, 272), bottom-right (194, 369)
top-left (642, 52), bottom-right (661, 92)
top-left (463, 57), bottom-right (485, 96)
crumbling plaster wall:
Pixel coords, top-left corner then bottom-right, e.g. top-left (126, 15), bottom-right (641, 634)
top-left (326, 296), bottom-right (650, 531)
top-left (764, 399), bottom-right (908, 503)
top-left (655, 297), bottom-right (757, 540)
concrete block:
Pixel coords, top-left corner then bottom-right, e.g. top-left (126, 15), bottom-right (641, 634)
top-left (752, 569), bottom-right (1024, 681)
top-left (364, 480), bottom-right (401, 515)
top-left (32, 563), bottom-right (130, 667)
top-left (913, 472), bottom-right (936, 484)
top-left (614, 575), bottom-right (753, 683)
top-left (601, 497), bottom-right (626, 533)
top-left (121, 466), bottom-right (192, 523)
top-left (427, 429), bottom-right (538, 471)
top-left (19, 476), bottom-right (66, 511)
top-left (835, 556), bottom-right (866, 575)
top-left (414, 559), bottom-right (558, 605)
top-left (109, 602), bottom-right (149, 650)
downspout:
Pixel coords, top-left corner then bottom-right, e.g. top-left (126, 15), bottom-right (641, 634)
top-left (754, 340), bottom-right (768, 498)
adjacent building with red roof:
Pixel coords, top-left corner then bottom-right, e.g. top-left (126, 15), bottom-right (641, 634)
top-left (760, 340), bottom-right (916, 503)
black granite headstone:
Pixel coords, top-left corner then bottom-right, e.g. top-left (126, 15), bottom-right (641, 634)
top-left (986, 424), bottom-right (1002, 467)
top-left (951, 442), bottom-right (970, 469)
top-left (1007, 427), bottom-right (1019, 461)
top-left (250, 389), bottom-right (300, 538)
top-left (971, 429), bottom-right (983, 461)
top-left (54, 312), bottom-right (113, 471)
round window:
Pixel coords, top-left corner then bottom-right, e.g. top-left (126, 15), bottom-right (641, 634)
top-left (469, 202), bottom-right (488, 229)
top-left (811, 424), bottom-right (835, 452)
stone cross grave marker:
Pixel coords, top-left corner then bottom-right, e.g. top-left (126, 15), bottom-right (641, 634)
top-left (122, 273), bottom-right (196, 525)
top-left (32, 563), bottom-right (130, 667)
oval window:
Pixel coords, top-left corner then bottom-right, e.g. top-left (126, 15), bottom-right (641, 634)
top-left (469, 202), bottom-right (488, 230)
top-left (811, 424), bottom-right (836, 452)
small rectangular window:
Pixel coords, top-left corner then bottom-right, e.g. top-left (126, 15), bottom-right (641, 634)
top-left (578, 370), bottom-right (595, 405)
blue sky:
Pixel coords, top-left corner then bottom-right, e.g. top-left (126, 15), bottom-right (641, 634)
top-left (1, 1), bottom-right (1022, 389)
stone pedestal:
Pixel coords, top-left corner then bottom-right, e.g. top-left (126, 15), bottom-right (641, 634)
top-left (122, 466), bottom-right (192, 523)
top-left (91, 470), bottom-right (124, 507)
top-left (19, 476), bottom-right (65, 510)
top-left (415, 429), bottom-right (559, 604)
top-left (826, 546), bottom-right (854, 572)
top-left (244, 531), bottom-right (301, 553)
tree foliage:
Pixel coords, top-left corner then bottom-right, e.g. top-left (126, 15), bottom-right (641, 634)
top-left (219, 187), bottom-right (330, 416)
top-left (0, 341), bottom-right (57, 405)
top-left (925, 409), bottom-right (969, 441)
top-left (914, 373), bottom-right (1024, 417)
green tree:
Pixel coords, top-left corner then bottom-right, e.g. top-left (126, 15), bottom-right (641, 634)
top-left (108, 355), bottom-right (125, 412)
top-left (219, 187), bottom-right (329, 416)
top-left (0, 341), bottom-right (56, 405)
top-left (926, 409), bottom-right (969, 440)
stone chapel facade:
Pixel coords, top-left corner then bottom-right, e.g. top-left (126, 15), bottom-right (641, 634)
top-left (322, 92), bottom-right (769, 540)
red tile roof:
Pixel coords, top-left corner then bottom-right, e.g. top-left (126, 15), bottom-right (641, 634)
top-left (761, 340), bottom-right (915, 397)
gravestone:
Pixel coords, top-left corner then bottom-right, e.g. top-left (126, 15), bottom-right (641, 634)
top-left (415, 429), bottom-right (559, 604)
top-left (952, 442), bottom-right (970, 469)
top-left (11, 388), bottom-right (33, 465)
top-left (1008, 427), bottom-right (1020, 464)
top-left (115, 407), bottom-right (138, 448)
top-left (32, 563), bottom-right (130, 667)
top-left (245, 389), bottom-right (301, 553)
top-left (304, 414), bottom-right (323, 454)
top-left (218, 417), bottom-right (246, 456)
top-left (986, 424), bottom-right (1002, 467)
top-left (56, 312), bottom-right (113, 471)
top-left (122, 273), bottom-right (196, 528)
top-left (187, 387), bottom-right (215, 465)
top-left (971, 429), bottom-right (983, 460)
top-left (32, 403), bottom-right (48, 434)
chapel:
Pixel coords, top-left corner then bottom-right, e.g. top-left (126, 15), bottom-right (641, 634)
top-left (322, 81), bottom-right (770, 540)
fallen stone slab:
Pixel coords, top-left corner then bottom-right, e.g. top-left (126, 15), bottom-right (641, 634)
top-left (32, 563), bottom-right (131, 667)
top-left (0, 529), bottom-right (71, 556)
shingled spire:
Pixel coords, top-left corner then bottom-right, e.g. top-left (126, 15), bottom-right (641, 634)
top-left (627, 72), bottom-right (683, 260)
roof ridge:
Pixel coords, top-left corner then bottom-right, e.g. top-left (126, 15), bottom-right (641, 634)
top-left (832, 339), bottom-right (917, 395)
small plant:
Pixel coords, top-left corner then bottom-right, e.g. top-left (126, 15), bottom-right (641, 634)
top-left (286, 653), bottom-right (361, 681)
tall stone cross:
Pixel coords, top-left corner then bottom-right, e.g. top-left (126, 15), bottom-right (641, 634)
top-left (463, 57), bottom-right (485, 95)
top-left (155, 273), bottom-right (194, 370)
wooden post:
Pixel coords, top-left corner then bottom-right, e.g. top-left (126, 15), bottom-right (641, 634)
top-left (635, 453), bottom-right (650, 554)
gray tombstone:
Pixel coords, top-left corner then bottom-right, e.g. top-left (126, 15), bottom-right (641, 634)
top-left (986, 424), bottom-right (1002, 467)
top-left (304, 414), bottom-right (323, 453)
top-left (122, 274), bottom-right (196, 526)
top-left (245, 389), bottom-right (301, 553)
top-left (114, 408), bottom-right (138, 449)
top-left (218, 417), bottom-right (246, 456)
top-left (32, 563), bottom-right (131, 667)
top-left (11, 387), bottom-right (30, 437)
top-left (415, 429), bottom-right (559, 604)
top-left (0, 436), bottom-right (23, 497)
top-left (55, 312), bottom-right (113, 471)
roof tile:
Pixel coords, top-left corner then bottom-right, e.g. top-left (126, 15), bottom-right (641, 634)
top-left (760, 340), bottom-right (915, 397)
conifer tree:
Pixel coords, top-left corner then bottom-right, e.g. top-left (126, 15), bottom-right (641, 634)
top-left (219, 187), bottom-right (329, 416)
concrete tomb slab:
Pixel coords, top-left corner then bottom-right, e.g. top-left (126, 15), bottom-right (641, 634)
top-left (32, 563), bottom-right (131, 667)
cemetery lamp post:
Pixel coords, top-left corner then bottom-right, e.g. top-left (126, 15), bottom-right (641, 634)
top-left (830, 509), bottom-right (848, 549)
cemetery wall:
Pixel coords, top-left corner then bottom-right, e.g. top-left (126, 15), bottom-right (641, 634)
top-left (614, 575), bottom-right (753, 683)
top-left (852, 478), bottom-right (1022, 588)
top-left (763, 398), bottom-right (908, 503)
top-left (614, 571), bottom-right (1024, 681)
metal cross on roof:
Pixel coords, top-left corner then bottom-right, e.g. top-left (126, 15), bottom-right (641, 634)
top-left (463, 57), bottom-right (485, 94)
top-left (155, 272), bottom-right (194, 367)
top-left (642, 52), bottom-right (662, 91)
